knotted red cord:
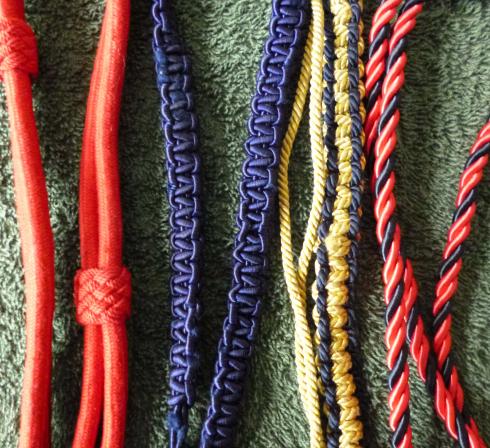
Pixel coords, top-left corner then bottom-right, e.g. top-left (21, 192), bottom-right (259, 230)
top-left (72, 1), bottom-right (131, 447)
top-left (0, 1), bottom-right (55, 447)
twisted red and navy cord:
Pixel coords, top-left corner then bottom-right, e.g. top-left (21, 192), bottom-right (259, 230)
top-left (367, 1), bottom-right (487, 447)
top-left (433, 121), bottom-right (490, 446)
top-left (152, 2), bottom-right (203, 447)
top-left (370, 3), bottom-right (424, 446)
top-left (200, 2), bottom-right (309, 445)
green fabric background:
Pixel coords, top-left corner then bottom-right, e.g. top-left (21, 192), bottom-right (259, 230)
top-left (0, 0), bottom-right (489, 446)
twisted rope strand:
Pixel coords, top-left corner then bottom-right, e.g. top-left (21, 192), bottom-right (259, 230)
top-left (371, 3), bottom-right (416, 445)
top-left (199, 2), bottom-right (309, 445)
top-left (433, 122), bottom-right (490, 448)
top-left (368, 1), bottom-right (487, 446)
top-left (364, 0), bottom-right (404, 158)
top-left (344, 0), bottom-right (367, 430)
top-left (152, 2), bottom-right (203, 446)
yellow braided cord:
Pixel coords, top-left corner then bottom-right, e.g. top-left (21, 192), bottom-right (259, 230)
top-left (277, 1), bottom-right (328, 446)
top-left (324, 0), bottom-right (363, 446)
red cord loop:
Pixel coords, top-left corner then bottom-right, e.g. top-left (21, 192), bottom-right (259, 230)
top-left (0, 17), bottom-right (37, 79)
top-left (75, 267), bottom-right (131, 326)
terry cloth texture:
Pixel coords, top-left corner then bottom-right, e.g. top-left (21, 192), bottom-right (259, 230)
top-left (0, 0), bottom-right (489, 447)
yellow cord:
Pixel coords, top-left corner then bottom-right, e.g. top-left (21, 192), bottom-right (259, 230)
top-left (321, 1), bottom-right (363, 446)
top-left (277, 0), bottom-right (327, 446)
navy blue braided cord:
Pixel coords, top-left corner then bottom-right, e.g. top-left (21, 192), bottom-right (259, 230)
top-left (316, 1), bottom-right (341, 445)
top-left (199, 1), bottom-right (309, 446)
top-left (344, 0), bottom-right (369, 432)
top-left (152, 2), bottom-right (203, 447)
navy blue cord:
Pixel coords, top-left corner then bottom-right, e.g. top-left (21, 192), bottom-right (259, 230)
top-left (152, 2), bottom-right (203, 447)
top-left (199, 1), bottom-right (309, 446)
top-left (153, 1), bottom-right (308, 447)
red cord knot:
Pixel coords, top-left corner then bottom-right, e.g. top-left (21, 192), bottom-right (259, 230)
top-left (74, 267), bottom-right (131, 326)
top-left (0, 17), bottom-right (38, 80)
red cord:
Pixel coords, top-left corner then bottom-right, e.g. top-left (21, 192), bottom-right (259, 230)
top-left (0, 2), bottom-right (55, 447)
top-left (367, 2), bottom-right (487, 447)
top-left (72, 1), bottom-right (131, 447)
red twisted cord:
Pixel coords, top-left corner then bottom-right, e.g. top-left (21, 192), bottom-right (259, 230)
top-left (433, 122), bottom-right (490, 446)
top-left (72, 1), bottom-right (131, 447)
top-left (373, 56), bottom-right (413, 447)
top-left (368, 1), bottom-right (487, 447)
top-left (0, 2), bottom-right (54, 447)
top-left (365, 0), bottom-right (404, 157)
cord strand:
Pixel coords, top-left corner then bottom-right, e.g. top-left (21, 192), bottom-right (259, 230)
top-left (367, 1), bottom-right (487, 446)
top-left (0, 2), bottom-right (55, 446)
top-left (73, 1), bottom-right (131, 447)
top-left (199, 2), bottom-right (310, 446)
top-left (152, 2), bottom-right (204, 446)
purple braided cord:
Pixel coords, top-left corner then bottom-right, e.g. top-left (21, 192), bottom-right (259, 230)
top-left (199, 1), bottom-right (309, 446)
top-left (152, 2), bottom-right (203, 447)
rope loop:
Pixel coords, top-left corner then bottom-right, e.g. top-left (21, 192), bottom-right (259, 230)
top-left (75, 267), bottom-right (131, 326)
top-left (0, 17), bottom-right (37, 79)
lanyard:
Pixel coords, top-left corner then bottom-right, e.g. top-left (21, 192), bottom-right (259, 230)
top-left (72, 1), bottom-right (131, 447)
top-left (0, 1), bottom-right (55, 447)
top-left (366, 1), bottom-right (487, 447)
top-left (152, 0), bottom-right (309, 446)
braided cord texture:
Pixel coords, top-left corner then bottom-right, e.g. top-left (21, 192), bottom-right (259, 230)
top-left (152, 2), bottom-right (203, 447)
top-left (344, 0), bottom-right (367, 424)
top-left (200, 2), bottom-right (309, 446)
top-left (312, 1), bottom-right (341, 445)
top-left (322, 0), bottom-right (363, 445)
top-left (368, 1), bottom-right (486, 447)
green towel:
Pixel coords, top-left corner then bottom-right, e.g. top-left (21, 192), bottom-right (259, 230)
top-left (0, 0), bottom-right (489, 446)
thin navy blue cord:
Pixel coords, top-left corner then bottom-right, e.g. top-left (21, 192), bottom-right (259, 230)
top-left (199, 1), bottom-right (309, 446)
top-left (152, 2), bottom-right (203, 447)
